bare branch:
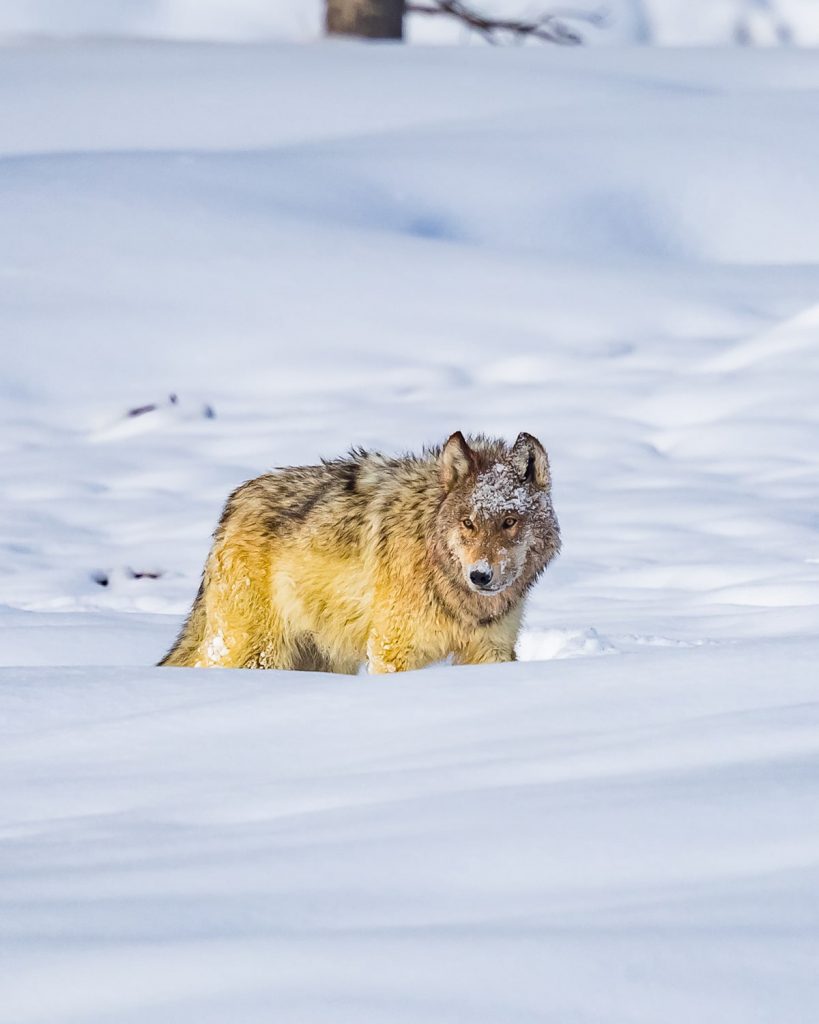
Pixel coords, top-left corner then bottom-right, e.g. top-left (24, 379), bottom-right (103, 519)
top-left (405, 0), bottom-right (605, 45)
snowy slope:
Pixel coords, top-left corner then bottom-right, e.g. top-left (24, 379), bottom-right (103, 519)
top-left (3, 642), bottom-right (819, 1023)
top-left (2, 39), bottom-right (819, 1023)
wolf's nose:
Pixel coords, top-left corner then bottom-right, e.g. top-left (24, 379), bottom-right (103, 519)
top-left (470, 568), bottom-right (493, 588)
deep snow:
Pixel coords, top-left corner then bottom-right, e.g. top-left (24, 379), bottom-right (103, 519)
top-left (1, 38), bottom-right (819, 1023)
top-left (3, 643), bottom-right (819, 1023)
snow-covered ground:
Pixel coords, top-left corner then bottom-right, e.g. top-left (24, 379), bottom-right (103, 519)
top-left (2, 39), bottom-right (819, 1022)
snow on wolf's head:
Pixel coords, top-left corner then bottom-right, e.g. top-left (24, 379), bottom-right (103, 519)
top-left (432, 432), bottom-right (560, 611)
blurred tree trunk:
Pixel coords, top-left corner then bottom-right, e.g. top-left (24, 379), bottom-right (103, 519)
top-left (326, 0), bottom-right (405, 39)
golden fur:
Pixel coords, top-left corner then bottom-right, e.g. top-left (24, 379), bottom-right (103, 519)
top-left (159, 432), bottom-right (560, 673)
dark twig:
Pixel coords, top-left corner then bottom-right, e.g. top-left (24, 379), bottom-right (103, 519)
top-left (405, 0), bottom-right (604, 44)
top-left (127, 403), bottom-right (158, 418)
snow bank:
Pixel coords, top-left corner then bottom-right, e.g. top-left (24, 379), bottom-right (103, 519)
top-left (2, 641), bottom-right (819, 1023)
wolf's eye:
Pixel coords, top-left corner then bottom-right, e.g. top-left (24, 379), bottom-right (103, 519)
top-left (502, 516), bottom-right (518, 530)
top-left (462, 518), bottom-right (475, 530)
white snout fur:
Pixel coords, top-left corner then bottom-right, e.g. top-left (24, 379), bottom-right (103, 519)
top-left (464, 557), bottom-right (520, 595)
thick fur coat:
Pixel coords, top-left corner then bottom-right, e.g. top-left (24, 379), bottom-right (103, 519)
top-left (160, 432), bottom-right (560, 672)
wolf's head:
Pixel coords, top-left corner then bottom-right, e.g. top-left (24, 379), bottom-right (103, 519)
top-left (431, 431), bottom-right (560, 612)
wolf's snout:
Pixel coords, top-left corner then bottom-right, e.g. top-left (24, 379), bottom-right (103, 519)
top-left (470, 568), bottom-right (493, 588)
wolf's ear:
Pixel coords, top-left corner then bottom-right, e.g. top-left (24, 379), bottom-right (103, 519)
top-left (511, 432), bottom-right (550, 488)
top-left (440, 431), bottom-right (476, 492)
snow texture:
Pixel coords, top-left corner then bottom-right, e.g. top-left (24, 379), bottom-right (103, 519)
top-left (1, 36), bottom-right (819, 1024)
top-left (471, 464), bottom-right (536, 518)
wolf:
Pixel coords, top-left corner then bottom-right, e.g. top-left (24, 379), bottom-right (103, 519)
top-left (159, 431), bottom-right (560, 673)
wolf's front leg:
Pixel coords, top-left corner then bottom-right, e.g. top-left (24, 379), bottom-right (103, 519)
top-left (366, 624), bottom-right (417, 674)
top-left (454, 609), bottom-right (522, 667)
top-left (453, 638), bottom-right (517, 666)
top-left (454, 616), bottom-right (521, 666)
